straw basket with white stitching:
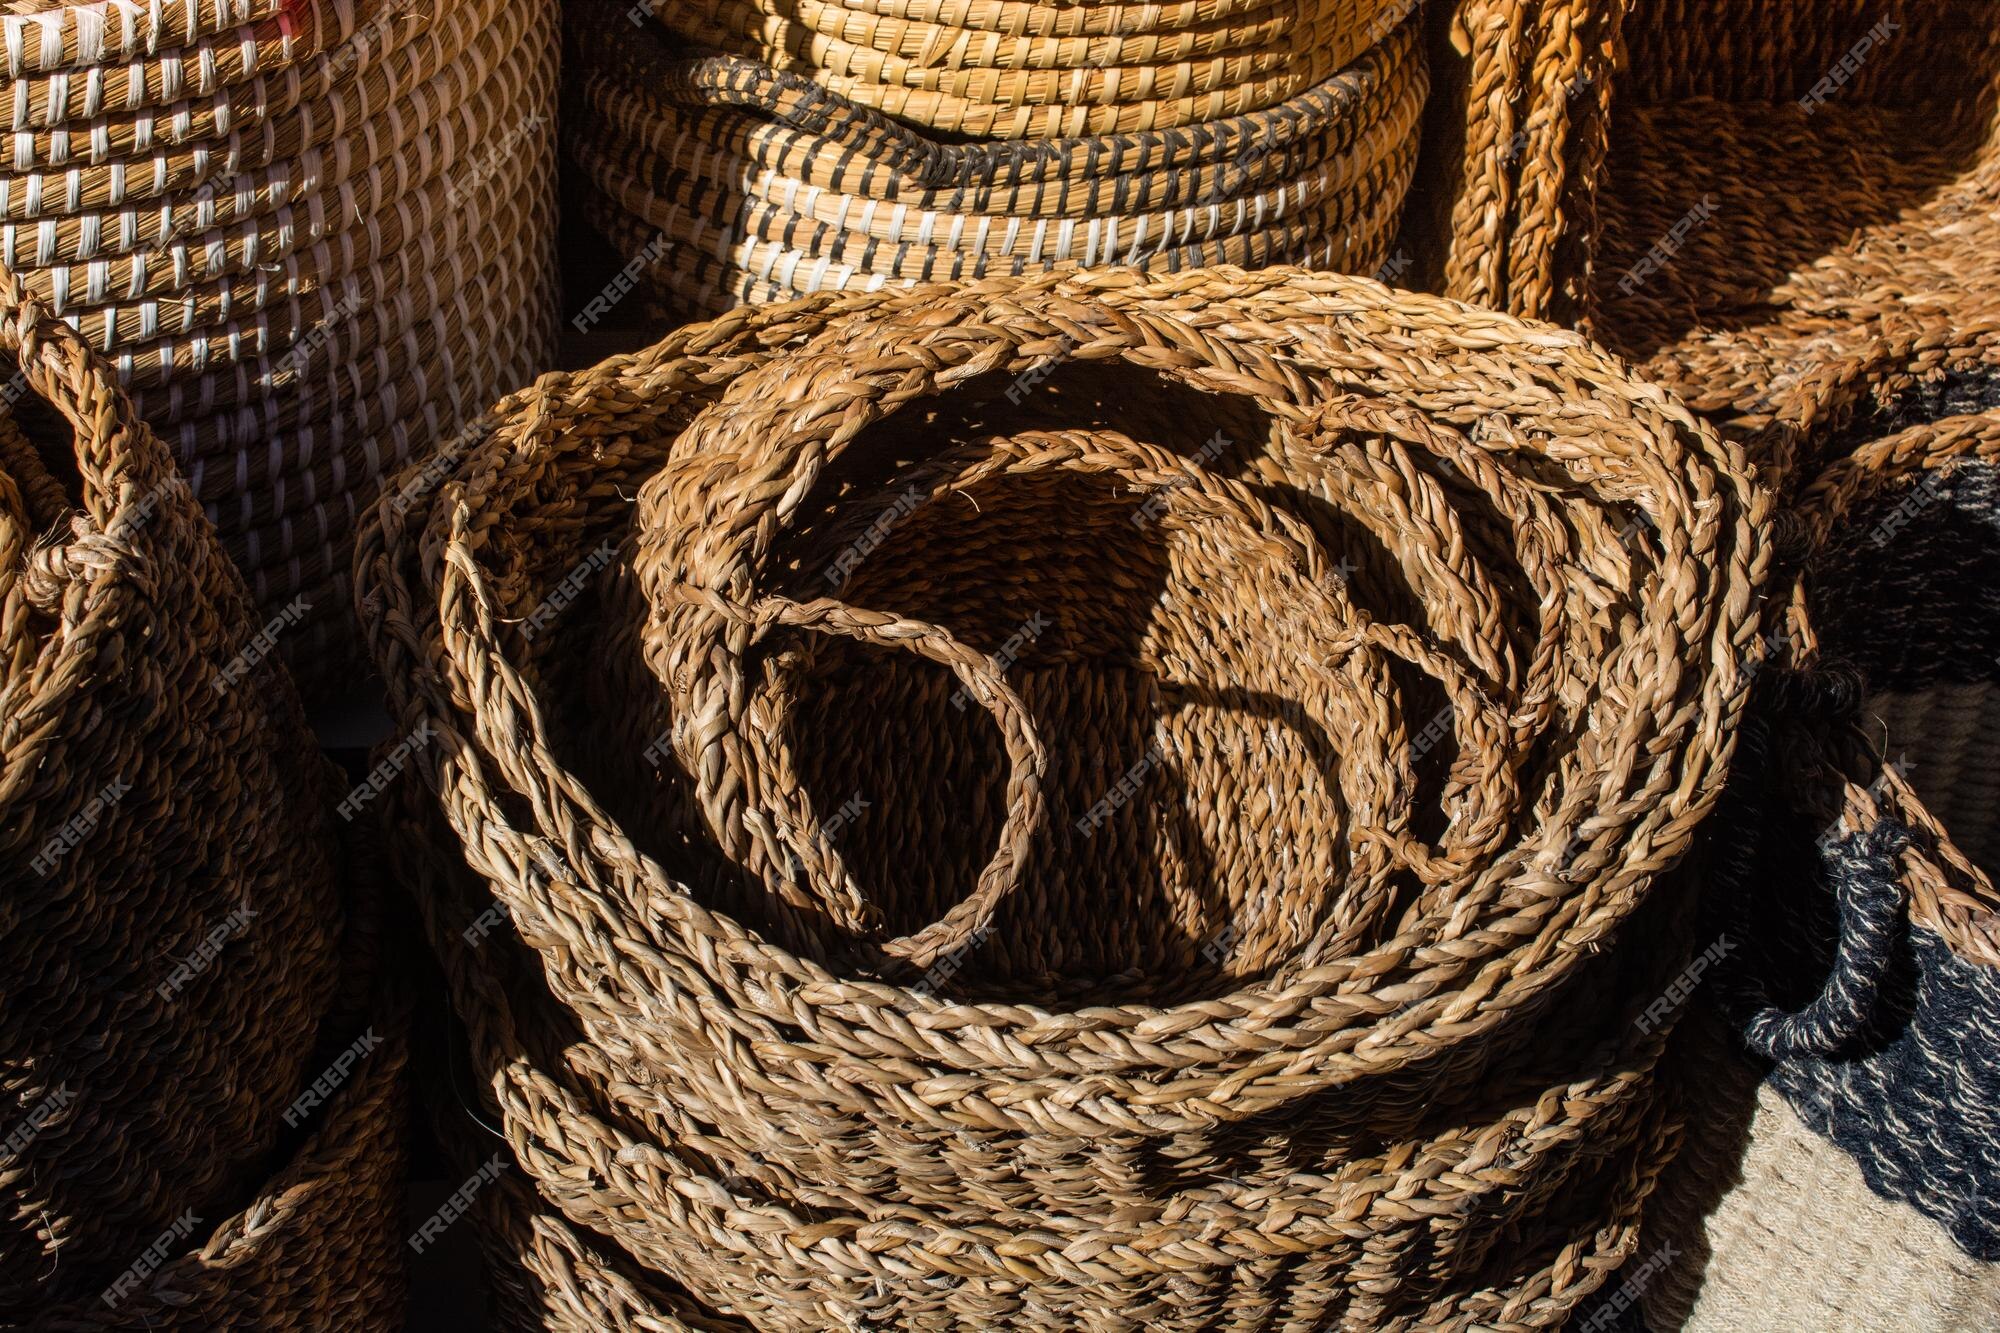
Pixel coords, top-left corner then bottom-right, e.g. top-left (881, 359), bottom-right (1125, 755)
top-left (567, 0), bottom-right (1425, 321)
top-left (0, 0), bottom-right (560, 695)
top-left (655, 0), bottom-right (1415, 139)
top-left (0, 257), bottom-right (358, 1315)
top-left (360, 267), bottom-right (1769, 1330)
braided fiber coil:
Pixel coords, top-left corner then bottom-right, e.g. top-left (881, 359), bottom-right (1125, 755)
top-left (567, 0), bottom-right (1424, 322)
top-left (360, 267), bottom-right (1769, 1330)
top-left (654, 0), bottom-right (1412, 139)
top-left (0, 0), bottom-right (559, 695)
top-left (0, 259), bottom-right (361, 1317)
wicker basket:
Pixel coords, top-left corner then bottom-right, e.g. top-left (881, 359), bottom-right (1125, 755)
top-left (4, 1004), bottom-right (410, 1332)
top-left (652, 0), bottom-right (1413, 139)
top-left (1629, 412), bottom-right (2000, 1330)
top-left (1445, 1), bottom-right (2000, 490)
top-left (361, 267), bottom-right (1769, 1330)
top-left (0, 260), bottom-right (351, 1314)
top-left (567, 0), bottom-right (1425, 321)
top-left (1590, 3), bottom-right (2000, 469)
top-left (0, 0), bottom-right (561, 694)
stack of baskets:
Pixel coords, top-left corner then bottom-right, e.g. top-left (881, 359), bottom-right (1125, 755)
top-left (0, 0), bottom-right (560, 691)
top-left (361, 267), bottom-right (1769, 1330)
top-left (568, 0), bottom-right (1428, 320)
top-left (0, 266), bottom-right (404, 1327)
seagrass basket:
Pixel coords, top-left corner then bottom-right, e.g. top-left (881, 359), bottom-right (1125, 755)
top-left (566, 0), bottom-right (1426, 321)
top-left (651, 0), bottom-right (1415, 139)
top-left (361, 267), bottom-right (1769, 1330)
top-left (1630, 412), bottom-right (2000, 1330)
top-left (5, 1003), bottom-right (410, 1333)
top-left (1589, 1), bottom-right (2000, 476)
top-left (0, 255), bottom-right (362, 1313)
top-left (1445, 1), bottom-right (2000, 489)
top-left (0, 0), bottom-right (560, 693)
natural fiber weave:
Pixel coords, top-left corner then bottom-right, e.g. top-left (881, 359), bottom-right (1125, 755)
top-left (361, 267), bottom-right (1768, 1330)
top-left (0, 0), bottom-right (560, 692)
top-left (0, 260), bottom-right (348, 1313)
top-left (1639, 1016), bottom-right (2000, 1333)
top-left (655, 0), bottom-right (1409, 139)
top-left (1446, 1), bottom-right (2000, 493)
top-left (1438, 0), bottom-right (1624, 325)
top-left (1632, 413), bottom-right (2000, 1330)
top-left (568, 0), bottom-right (1424, 321)
top-left (4, 1006), bottom-right (410, 1331)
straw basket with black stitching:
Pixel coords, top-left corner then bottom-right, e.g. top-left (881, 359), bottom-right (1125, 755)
top-left (654, 0), bottom-right (1417, 139)
top-left (361, 266), bottom-right (1769, 1330)
top-left (0, 0), bottom-right (560, 695)
top-left (567, 0), bottom-right (1426, 322)
top-left (1627, 412), bottom-right (2000, 1332)
top-left (0, 257), bottom-right (402, 1322)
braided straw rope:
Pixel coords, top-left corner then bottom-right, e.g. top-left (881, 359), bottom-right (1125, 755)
top-left (360, 266), bottom-right (1769, 1330)
top-left (656, 0), bottom-right (1408, 139)
top-left (568, 0), bottom-right (1424, 321)
top-left (0, 252), bottom-right (364, 1315)
top-left (0, 0), bottom-right (559, 694)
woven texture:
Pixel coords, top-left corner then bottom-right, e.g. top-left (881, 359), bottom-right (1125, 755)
top-left (1438, 0), bottom-right (1625, 325)
top-left (652, 0), bottom-right (1413, 139)
top-left (0, 0), bottom-right (561, 693)
top-left (1447, 1), bottom-right (2000, 499)
top-left (9, 1004), bottom-right (410, 1332)
top-left (1640, 1016), bottom-right (2000, 1333)
top-left (566, 0), bottom-right (1425, 321)
top-left (0, 258), bottom-right (353, 1316)
top-left (1635, 418), bottom-right (2000, 1328)
top-left (359, 267), bottom-right (1769, 1331)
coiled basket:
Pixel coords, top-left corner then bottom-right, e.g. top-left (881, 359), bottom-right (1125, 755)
top-left (361, 267), bottom-right (1769, 1331)
top-left (0, 0), bottom-right (560, 691)
top-left (567, 0), bottom-right (1425, 321)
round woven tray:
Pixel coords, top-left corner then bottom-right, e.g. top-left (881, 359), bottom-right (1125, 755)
top-left (360, 267), bottom-right (1769, 1330)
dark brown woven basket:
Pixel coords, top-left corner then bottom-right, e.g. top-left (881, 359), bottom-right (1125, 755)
top-left (0, 261), bottom-right (351, 1315)
top-left (6, 1002), bottom-right (410, 1332)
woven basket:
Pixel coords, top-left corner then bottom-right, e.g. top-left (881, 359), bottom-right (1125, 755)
top-left (1631, 412), bottom-right (2000, 1330)
top-left (0, 0), bottom-right (560, 694)
top-left (567, 0), bottom-right (1425, 321)
top-left (1445, 1), bottom-right (2000, 491)
top-left (0, 259), bottom-right (350, 1314)
top-left (360, 266), bottom-right (1769, 1330)
top-left (4, 1005), bottom-right (410, 1332)
top-left (1590, 3), bottom-right (2000, 467)
top-left (653, 0), bottom-right (1412, 139)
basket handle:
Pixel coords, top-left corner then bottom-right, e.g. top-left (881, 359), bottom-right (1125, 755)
top-left (0, 259), bottom-right (172, 530)
top-left (692, 590), bottom-right (1047, 975)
